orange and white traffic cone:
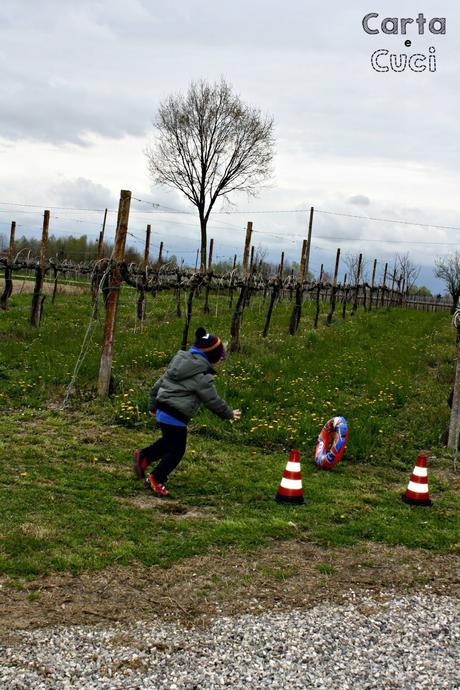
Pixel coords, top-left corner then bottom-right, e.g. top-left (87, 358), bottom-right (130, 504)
top-left (401, 452), bottom-right (432, 507)
top-left (275, 449), bottom-right (304, 505)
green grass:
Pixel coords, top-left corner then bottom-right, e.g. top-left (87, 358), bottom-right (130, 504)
top-left (0, 288), bottom-right (459, 577)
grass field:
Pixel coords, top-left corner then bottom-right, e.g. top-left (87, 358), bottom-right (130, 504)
top-left (0, 286), bottom-right (459, 578)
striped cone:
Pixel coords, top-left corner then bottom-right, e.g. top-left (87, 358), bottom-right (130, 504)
top-left (275, 449), bottom-right (305, 505)
top-left (401, 453), bottom-right (433, 507)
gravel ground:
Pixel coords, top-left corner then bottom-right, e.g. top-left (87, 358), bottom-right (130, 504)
top-left (1, 591), bottom-right (459, 690)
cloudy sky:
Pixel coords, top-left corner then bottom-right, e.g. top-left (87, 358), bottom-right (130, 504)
top-left (0, 0), bottom-right (458, 290)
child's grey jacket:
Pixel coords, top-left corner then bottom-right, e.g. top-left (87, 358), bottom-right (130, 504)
top-left (149, 350), bottom-right (234, 423)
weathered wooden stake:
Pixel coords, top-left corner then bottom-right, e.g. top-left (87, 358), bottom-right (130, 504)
top-left (245, 245), bottom-right (255, 308)
top-left (381, 262), bottom-right (388, 307)
top-left (97, 190), bottom-right (131, 397)
top-left (144, 224), bottom-right (151, 265)
top-left (279, 251), bottom-right (285, 281)
top-left (97, 208), bottom-right (107, 260)
top-left (30, 211), bottom-right (50, 327)
top-left (289, 239), bottom-right (308, 335)
top-left (137, 224), bottom-right (151, 322)
top-left (448, 308), bottom-right (460, 465)
top-left (351, 253), bottom-right (362, 316)
top-left (369, 259), bottom-right (377, 311)
top-left (305, 207), bottom-right (314, 277)
top-left (342, 272), bottom-right (349, 319)
top-left (242, 222), bottom-right (253, 276)
top-left (326, 248), bottom-right (341, 326)
top-left (51, 262), bottom-right (59, 304)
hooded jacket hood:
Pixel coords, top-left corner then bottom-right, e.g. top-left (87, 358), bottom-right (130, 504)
top-left (166, 350), bottom-right (213, 382)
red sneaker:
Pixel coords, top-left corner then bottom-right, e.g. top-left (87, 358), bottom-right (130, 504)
top-left (145, 473), bottom-right (169, 497)
top-left (133, 450), bottom-right (148, 480)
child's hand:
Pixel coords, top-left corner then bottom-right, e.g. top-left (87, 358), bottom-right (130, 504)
top-left (231, 409), bottom-right (241, 422)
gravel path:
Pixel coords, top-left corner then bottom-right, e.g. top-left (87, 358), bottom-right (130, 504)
top-left (1, 591), bottom-right (459, 690)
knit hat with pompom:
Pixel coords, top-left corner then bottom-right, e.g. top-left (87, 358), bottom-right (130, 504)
top-left (194, 327), bottom-right (225, 364)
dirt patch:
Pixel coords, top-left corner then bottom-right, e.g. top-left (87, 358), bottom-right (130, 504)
top-left (0, 541), bottom-right (458, 636)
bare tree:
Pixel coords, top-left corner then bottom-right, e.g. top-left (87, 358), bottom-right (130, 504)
top-left (392, 253), bottom-right (420, 293)
top-left (435, 252), bottom-right (460, 312)
top-left (344, 252), bottom-right (367, 284)
top-left (146, 79), bottom-right (274, 271)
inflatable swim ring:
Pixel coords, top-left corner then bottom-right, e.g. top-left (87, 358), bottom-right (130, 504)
top-left (314, 416), bottom-right (348, 469)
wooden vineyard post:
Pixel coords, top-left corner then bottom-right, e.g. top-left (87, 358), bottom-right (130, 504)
top-left (228, 254), bottom-right (237, 309)
top-left (245, 246), bottom-right (255, 308)
top-left (389, 264), bottom-right (396, 307)
top-left (249, 245), bottom-right (255, 274)
top-left (137, 224), bottom-right (151, 322)
top-left (98, 208), bottom-right (107, 260)
top-left (289, 239), bottom-right (307, 335)
top-left (305, 207), bottom-right (314, 277)
top-left (144, 223), bottom-right (151, 265)
top-left (369, 259), bottom-right (377, 311)
top-left (381, 262), bottom-right (388, 307)
top-left (341, 272), bottom-right (348, 319)
top-left (448, 305), bottom-right (460, 469)
top-left (326, 248), bottom-right (341, 326)
top-left (279, 251), bottom-right (285, 281)
top-left (51, 260), bottom-right (59, 304)
top-left (1, 221), bottom-right (16, 310)
top-left (242, 222), bottom-right (253, 276)
top-left (97, 190), bottom-right (131, 397)
top-left (30, 211), bottom-right (50, 327)
top-left (351, 253), bottom-right (362, 316)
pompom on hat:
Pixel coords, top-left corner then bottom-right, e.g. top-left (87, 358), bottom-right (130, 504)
top-left (194, 327), bottom-right (225, 364)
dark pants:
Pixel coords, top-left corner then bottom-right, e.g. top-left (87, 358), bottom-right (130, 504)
top-left (141, 423), bottom-right (188, 484)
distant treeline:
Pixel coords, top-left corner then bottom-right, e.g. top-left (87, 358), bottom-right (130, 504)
top-left (3, 234), bottom-right (145, 264)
